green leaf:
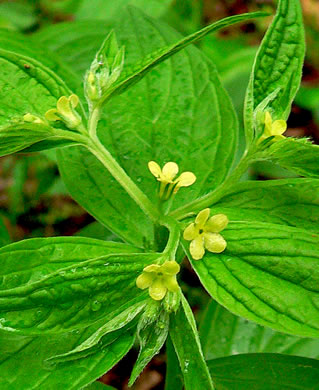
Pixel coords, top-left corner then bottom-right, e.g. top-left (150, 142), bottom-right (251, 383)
top-left (200, 300), bottom-right (319, 361)
top-left (244, 0), bottom-right (305, 144)
top-left (0, 218), bottom-right (10, 248)
top-left (0, 321), bottom-right (134, 390)
top-left (49, 301), bottom-right (145, 364)
top-left (0, 122), bottom-right (73, 157)
top-left (76, 0), bottom-right (174, 20)
top-left (55, 8), bottom-right (243, 246)
top-left (295, 86), bottom-right (319, 110)
top-left (129, 303), bottom-right (169, 385)
top-left (211, 178), bottom-right (319, 234)
top-left (0, 236), bottom-right (155, 334)
top-left (0, 48), bottom-right (73, 126)
top-left (103, 10), bottom-right (267, 104)
top-left (208, 353), bottom-right (319, 390)
top-left (76, 221), bottom-right (122, 242)
top-left (0, 29), bottom-right (81, 96)
top-left (34, 21), bottom-right (113, 77)
top-left (0, 2), bottom-right (36, 31)
top-left (184, 221), bottom-right (319, 338)
top-left (39, 0), bottom-right (82, 15)
top-left (165, 336), bottom-right (184, 390)
top-left (170, 295), bottom-right (214, 390)
top-left (266, 138), bottom-right (319, 178)
top-left (0, 46), bottom-right (85, 155)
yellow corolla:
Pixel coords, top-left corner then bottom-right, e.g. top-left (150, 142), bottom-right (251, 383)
top-left (183, 208), bottom-right (228, 260)
top-left (259, 111), bottom-right (287, 143)
top-left (148, 161), bottom-right (196, 200)
top-left (45, 94), bottom-right (82, 129)
top-left (136, 260), bottom-right (180, 301)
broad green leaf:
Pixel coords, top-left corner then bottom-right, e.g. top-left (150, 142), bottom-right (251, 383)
top-left (0, 218), bottom-right (10, 248)
top-left (34, 21), bottom-right (113, 77)
top-left (200, 300), bottom-right (319, 361)
top-left (76, 221), bottom-right (122, 242)
top-left (76, 0), bottom-right (173, 20)
top-left (55, 8), bottom-right (243, 246)
top-left (266, 137), bottom-right (319, 178)
top-left (39, 0), bottom-right (82, 15)
top-left (0, 321), bottom-right (134, 390)
top-left (295, 86), bottom-right (319, 110)
top-left (244, 0), bottom-right (305, 144)
top-left (49, 302), bottom-right (145, 363)
top-left (102, 10), bottom-right (267, 104)
top-left (0, 47), bottom-right (85, 154)
top-left (184, 221), bottom-right (319, 338)
top-left (210, 178), bottom-right (319, 234)
top-left (208, 353), bottom-right (319, 390)
top-left (170, 295), bottom-right (214, 390)
top-left (0, 236), bottom-right (155, 334)
top-left (0, 122), bottom-right (74, 157)
top-left (129, 304), bottom-right (169, 385)
top-left (0, 2), bottom-right (36, 31)
top-left (165, 337), bottom-right (184, 390)
top-left (0, 29), bottom-right (80, 95)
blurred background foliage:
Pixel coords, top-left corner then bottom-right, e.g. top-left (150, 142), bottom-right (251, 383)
top-left (0, 0), bottom-right (318, 388)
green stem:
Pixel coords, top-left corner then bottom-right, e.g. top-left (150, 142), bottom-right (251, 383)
top-left (86, 136), bottom-right (160, 222)
top-left (169, 153), bottom-right (252, 220)
top-left (88, 105), bottom-right (101, 139)
top-left (162, 217), bottom-right (180, 259)
top-left (53, 129), bottom-right (90, 144)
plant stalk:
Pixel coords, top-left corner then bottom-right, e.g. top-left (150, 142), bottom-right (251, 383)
top-left (87, 136), bottom-right (160, 222)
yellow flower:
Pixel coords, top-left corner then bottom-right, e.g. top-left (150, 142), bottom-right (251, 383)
top-left (183, 208), bottom-right (228, 260)
top-left (259, 111), bottom-right (287, 143)
top-left (148, 161), bottom-right (196, 200)
top-left (45, 94), bottom-right (82, 129)
top-left (136, 260), bottom-right (180, 301)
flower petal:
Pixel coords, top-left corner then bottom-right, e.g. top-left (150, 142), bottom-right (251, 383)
top-left (195, 208), bottom-right (210, 228)
top-left (136, 272), bottom-right (154, 289)
top-left (272, 120), bottom-right (287, 136)
top-left (190, 236), bottom-right (205, 260)
top-left (183, 223), bottom-right (197, 241)
top-left (206, 214), bottom-right (229, 233)
top-left (161, 261), bottom-right (180, 275)
top-left (148, 161), bottom-right (162, 178)
top-left (144, 264), bottom-right (161, 273)
top-left (69, 94), bottom-right (79, 109)
top-left (149, 278), bottom-right (167, 300)
top-left (165, 275), bottom-right (180, 292)
top-left (45, 109), bottom-right (60, 122)
top-left (204, 232), bottom-right (227, 253)
top-left (264, 111), bottom-right (273, 136)
top-left (57, 96), bottom-right (72, 117)
top-left (174, 172), bottom-right (196, 189)
top-left (162, 162), bottom-right (178, 181)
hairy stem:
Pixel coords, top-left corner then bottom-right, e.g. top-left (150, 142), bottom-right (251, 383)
top-left (86, 136), bottom-right (160, 222)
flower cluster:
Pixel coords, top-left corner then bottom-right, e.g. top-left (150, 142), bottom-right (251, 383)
top-left (148, 161), bottom-right (196, 200)
top-left (183, 208), bottom-right (228, 260)
top-left (136, 260), bottom-right (180, 301)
